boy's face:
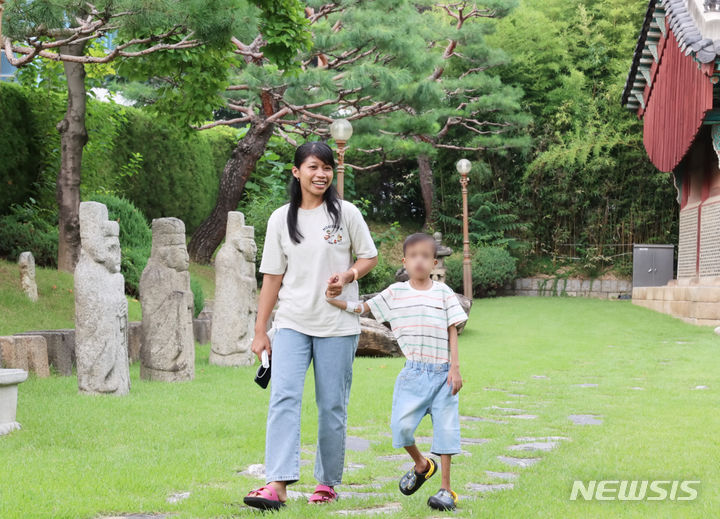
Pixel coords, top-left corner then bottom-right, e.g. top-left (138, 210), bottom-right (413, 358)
top-left (402, 240), bottom-right (437, 279)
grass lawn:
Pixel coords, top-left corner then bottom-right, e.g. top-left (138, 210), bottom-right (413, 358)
top-left (1, 266), bottom-right (719, 517)
top-left (0, 259), bottom-right (142, 334)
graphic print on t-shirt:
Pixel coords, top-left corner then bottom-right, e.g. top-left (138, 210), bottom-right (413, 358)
top-left (322, 222), bottom-right (344, 245)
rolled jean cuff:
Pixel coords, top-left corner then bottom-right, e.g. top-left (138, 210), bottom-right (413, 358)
top-left (265, 475), bottom-right (299, 484)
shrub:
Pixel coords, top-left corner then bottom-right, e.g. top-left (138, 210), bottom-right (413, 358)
top-left (111, 110), bottom-right (232, 233)
top-left (473, 246), bottom-right (517, 296)
top-left (0, 83), bottom-right (42, 211)
top-left (359, 254), bottom-right (398, 295)
top-left (190, 275), bottom-right (204, 318)
top-left (445, 253), bottom-right (463, 293)
top-left (445, 246), bottom-right (517, 297)
top-left (0, 202), bottom-right (59, 267)
top-left (86, 193), bottom-right (152, 296)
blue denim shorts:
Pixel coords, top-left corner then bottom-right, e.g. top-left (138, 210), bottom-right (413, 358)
top-left (391, 360), bottom-right (461, 455)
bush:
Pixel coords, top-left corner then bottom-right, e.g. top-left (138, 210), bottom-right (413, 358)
top-left (0, 83), bottom-right (43, 212)
top-left (359, 254), bottom-right (398, 295)
top-left (445, 246), bottom-right (517, 297)
top-left (190, 275), bottom-right (204, 318)
top-left (0, 202), bottom-right (59, 267)
top-left (86, 193), bottom-right (152, 296)
top-left (103, 110), bottom-right (236, 233)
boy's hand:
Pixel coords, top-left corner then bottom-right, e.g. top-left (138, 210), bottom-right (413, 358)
top-left (447, 365), bottom-right (463, 395)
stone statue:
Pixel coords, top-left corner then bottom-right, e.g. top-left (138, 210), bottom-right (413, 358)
top-left (74, 202), bottom-right (130, 395)
top-left (430, 232), bottom-right (453, 283)
top-left (139, 217), bottom-right (194, 382)
top-left (18, 252), bottom-right (38, 302)
top-left (210, 212), bottom-right (257, 366)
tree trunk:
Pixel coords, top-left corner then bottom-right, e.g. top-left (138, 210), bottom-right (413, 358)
top-left (417, 154), bottom-right (435, 230)
top-left (188, 119), bottom-right (275, 264)
top-left (56, 43), bottom-right (88, 273)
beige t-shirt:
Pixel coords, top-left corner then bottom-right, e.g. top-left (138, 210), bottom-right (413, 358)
top-left (259, 199), bottom-right (378, 337)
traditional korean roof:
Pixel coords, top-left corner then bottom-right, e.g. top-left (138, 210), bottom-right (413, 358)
top-left (622, 0), bottom-right (720, 110)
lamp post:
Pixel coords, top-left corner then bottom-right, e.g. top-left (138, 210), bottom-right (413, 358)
top-left (456, 158), bottom-right (472, 299)
top-left (330, 118), bottom-right (353, 198)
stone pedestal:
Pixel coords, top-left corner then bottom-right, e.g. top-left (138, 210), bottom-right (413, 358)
top-left (14, 330), bottom-right (74, 376)
top-left (127, 322), bottom-right (143, 363)
top-left (0, 335), bottom-right (50, 377)
top-left (0, 369), bottom-right (28, 435)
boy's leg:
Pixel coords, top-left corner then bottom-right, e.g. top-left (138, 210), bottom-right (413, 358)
top-left (391, 365), bottom-right (432, 456)
top-left (429, 370), bottom-right (461, 491)
top-left (440, 454), bottom-right (452, 491)
top-left (264, 328), bottom-right (313, 497)
top-left (311, 333), bottom-right (359, 486)
top-left (404, 444), bottom-right (430, 473)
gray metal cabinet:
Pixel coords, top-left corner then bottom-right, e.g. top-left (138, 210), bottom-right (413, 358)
top-left (633, 244), bottom-right (674, 287)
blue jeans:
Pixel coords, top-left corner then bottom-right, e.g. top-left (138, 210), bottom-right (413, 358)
top-left (265, 328), bottom-right (359, 486)
top-left (391, 360), bottom-right (461, 455)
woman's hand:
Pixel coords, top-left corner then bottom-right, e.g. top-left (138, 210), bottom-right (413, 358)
top-left (326, 271), bottom-right (353, 298)
top-left (251, 329), bottom-right (272, 361)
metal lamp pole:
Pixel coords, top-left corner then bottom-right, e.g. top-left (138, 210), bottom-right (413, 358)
top-left (330, 118), bottom-right (353, 199)
top-left (456, 159), bottom-right (472, 298)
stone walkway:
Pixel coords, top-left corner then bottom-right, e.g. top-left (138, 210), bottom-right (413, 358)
top-left (103, 372), bottom-right (607, 517)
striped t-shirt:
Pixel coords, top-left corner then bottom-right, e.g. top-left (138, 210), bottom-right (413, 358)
top-left (366, 281), bottom-right (468, 364)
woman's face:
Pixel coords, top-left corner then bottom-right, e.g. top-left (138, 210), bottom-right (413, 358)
top-left (292, 155), bottom-right (334, 198)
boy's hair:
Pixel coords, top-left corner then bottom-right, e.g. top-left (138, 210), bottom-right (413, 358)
top-left (403, 233), bottom-right (437, 258)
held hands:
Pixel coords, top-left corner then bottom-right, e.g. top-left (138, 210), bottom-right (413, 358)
top-left (326, 270), bottom-right (354, 298)
top-left (447, 365), bottom-right (463, 395)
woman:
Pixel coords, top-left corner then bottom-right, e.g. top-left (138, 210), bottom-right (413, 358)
top-left (244, 142), bottom-right (378, 510)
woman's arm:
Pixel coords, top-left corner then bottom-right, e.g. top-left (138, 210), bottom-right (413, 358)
top-left (251, 273), bottom-right (283, 360)
top-left (326, 256), bottom-right (378, 297)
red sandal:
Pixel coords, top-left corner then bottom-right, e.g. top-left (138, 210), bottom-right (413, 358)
top-left (308, 484), bottom-right (338, 504)
top-left (244, 485), bottom-right (286, 510)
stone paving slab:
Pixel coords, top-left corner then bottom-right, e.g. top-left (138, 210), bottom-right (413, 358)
top-left (497, 455), bottom-right (541, 468)
top-left (460, 415), bottom-right (508, 424)
top-left (166, 492), bottom-right (190, 504)
top-left (568, 414), bottom-right (603, 425)
top-left (466, 482), bottom-right (514, 493)
top-left (377, 454), bottom-right (408, 461)
top-left (100, 516), bottom-right (171, 519)
top-left (508, 441), bottom-right (558, 452)
top-left (515, 436), bottom-right (569, 442)
top-left (334, 502), bottom-right (403, 515)
top-left (347, 436), bottom-right (371, 452)
top-left (487, 405), bottom-right (526, 413)
top-left (485, 470), bottom-right (518, 481)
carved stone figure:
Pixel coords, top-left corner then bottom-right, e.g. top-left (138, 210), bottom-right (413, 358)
top-left (74, 202), bottom-right (130, 395)
top-left (139, 217), bottom-right (195, 382)
top-left (210, 212), bottom-right (257, 366)
top-left (18, 251), bottom-right (38, 301)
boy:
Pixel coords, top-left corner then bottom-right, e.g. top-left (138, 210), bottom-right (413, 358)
top-left (326, 233), bottom-right (468, 511)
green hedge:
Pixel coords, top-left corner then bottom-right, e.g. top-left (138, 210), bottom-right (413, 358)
top-left (86, 193), bottom-right (152, 296)
top-left (446, 246), bottom-right (517, 297)
top-left (0, 84), bottom-right (45, 209)
top-left (0, 82), bottom-right (236, 236)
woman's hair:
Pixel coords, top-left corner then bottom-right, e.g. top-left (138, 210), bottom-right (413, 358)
top-left (287, 141), bottom-right (342, 244)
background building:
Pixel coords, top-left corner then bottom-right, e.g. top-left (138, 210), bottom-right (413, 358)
top-left (624, 0), bottom-right (720, 326)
